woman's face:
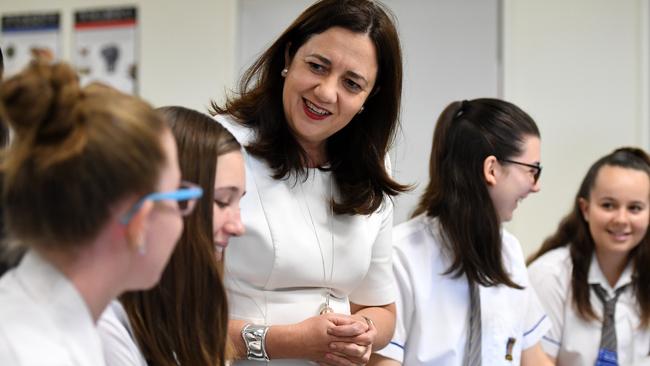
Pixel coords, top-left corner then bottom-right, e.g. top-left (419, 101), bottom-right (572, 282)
top-left (488, 135), bottom-right (542, 222)
top-left (213, 150), bottom-right (246, 261)
top-left (282, 26), bottom-right (377, 154)
top-left (580, 165), bottom-right (650, 259)
top-left (139, 129), bottom-right (184, 288)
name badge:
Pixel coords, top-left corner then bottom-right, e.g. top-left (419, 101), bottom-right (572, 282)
top-left (595, 348), bottom-right (618, 366)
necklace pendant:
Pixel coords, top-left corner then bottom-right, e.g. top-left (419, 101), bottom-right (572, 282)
top-left (319, 302), bottom-right (333, 315)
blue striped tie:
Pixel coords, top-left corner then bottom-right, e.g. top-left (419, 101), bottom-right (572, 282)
top-left (592, 283), bottom-right (627, 366)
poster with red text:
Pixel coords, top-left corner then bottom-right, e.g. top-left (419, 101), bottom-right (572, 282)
top-left (73, 7), bottom-right (138, 94)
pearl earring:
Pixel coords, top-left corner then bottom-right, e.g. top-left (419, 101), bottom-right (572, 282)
top-left (136, 234), bottom-right (146, 256)
top-left (281, 68), bottom-right (288, 77)
top-left (358, 106), bottom-right (364, 114)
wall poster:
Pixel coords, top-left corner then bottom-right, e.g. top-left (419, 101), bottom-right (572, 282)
top-left (73, 7), bottom-right (138, 94)
top-left (1, 12), bottom-right (61, 78)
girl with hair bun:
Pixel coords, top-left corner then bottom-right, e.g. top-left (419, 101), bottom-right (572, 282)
top-left (528, 147), bottom-right (650, 365)
top-left (0, 62), bottom-right (202, 365)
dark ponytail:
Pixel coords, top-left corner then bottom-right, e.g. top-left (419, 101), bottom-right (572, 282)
top-left (415, 98), bottom-right (540, 288)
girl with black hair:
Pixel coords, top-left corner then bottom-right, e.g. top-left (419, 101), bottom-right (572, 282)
top-left (371, 99), bottom-right (553, 366)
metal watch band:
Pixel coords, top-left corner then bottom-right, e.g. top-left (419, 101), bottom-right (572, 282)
top-left (241, 323), bottom-right (270, 361)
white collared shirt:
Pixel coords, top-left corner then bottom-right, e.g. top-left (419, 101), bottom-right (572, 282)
top-left (98, 300), bottom-right (148, 366)
top-left (528, 246), bottom-right (650, 365)
top-left (0, 251), bottom-right (105, 365)
top-left (377, 215), bottom-right (550, 366)
top-left (216, 115), bottom-right (396, 365)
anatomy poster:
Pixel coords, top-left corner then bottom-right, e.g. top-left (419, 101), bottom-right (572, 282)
top-left (1, 12), bottom-right (61, 78)
top-left (73, 7), bottom-right (138, 94)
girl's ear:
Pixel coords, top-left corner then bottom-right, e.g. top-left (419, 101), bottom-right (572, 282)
top-left (483, 155), bottom-right (499, 186)
top-left (578, 197), bottom-right (590, 222)
top-left (125, 200), bottom-right (153, 254)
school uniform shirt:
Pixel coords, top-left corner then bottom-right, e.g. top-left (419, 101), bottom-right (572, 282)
top-left (98, 300), bottom-right (148, 366)
top-left (216, 115), bottom-right (396, 365)
top-left (528, 246), bottom-right (650, 365)
top-left (376, 215), bottom-right (550, 365)
top-left (0, 250), bottom-right (105, 365)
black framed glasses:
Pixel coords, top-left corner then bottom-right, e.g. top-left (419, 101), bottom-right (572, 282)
top-left (500, 159), bottom-right (542, 184)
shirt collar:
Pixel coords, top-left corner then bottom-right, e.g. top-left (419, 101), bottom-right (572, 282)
top-left (587, 252), bottom-right (634, 293)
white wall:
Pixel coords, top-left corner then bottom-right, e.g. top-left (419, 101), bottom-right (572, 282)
top-left (502, 0), bottom-right (649, 255)
top-left (0, 0), bottom-right (237, 111)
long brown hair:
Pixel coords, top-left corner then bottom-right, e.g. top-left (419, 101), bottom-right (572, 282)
top-left (413, 99), bottom-right (540, 288)
top-left (0, 46), bottom-right (7, 147)
top-left (121, 106), bottom-right (240, 366)
top-left (211, 0), bottom-right (409, 215)
top-left (528, 147), bottom-right (650, 326)
top-left (0, 61), bottom-right (166, 250)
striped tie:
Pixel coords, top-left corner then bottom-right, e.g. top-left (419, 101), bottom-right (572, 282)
top-left (464, 281), bottom-right (481, 366)
top-left (592, 283), bottom-right (628, 366)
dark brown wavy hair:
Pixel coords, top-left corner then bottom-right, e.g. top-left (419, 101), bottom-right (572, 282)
top-left (211, 0), bottom-right (409, 215)
top-left (121, 107), bottom-right (240, 366)
top-left (413, 98), bottom-right (540, 288)
top-left (528, 147), bottom-right (650, 326)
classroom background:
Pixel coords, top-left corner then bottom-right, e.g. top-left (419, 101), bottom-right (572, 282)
top-left (1, 0), bottom-right (647, 255)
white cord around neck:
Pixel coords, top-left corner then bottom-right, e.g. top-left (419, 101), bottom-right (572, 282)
top-left (300, 174), bottom-right (335, 312)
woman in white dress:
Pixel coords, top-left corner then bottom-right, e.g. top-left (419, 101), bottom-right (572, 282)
top-left (99, 106), bottom-right (246, 366)
top-left (528, 147), bottom-right (650, 365)
top-left (370, 99), bottom-right (554, 366)
top-left (0, 62), bottom-right (199, 365)
top-left (211, 0), bottom-right (409, 364)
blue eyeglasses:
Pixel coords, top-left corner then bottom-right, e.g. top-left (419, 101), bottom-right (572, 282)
top-left (121, 181), bottom-right (204, 224)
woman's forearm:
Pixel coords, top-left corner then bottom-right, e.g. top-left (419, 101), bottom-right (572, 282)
top-left (229, 320), bottom-right (304, 360)
top-left (227, 319), bottom-right (248, 360)
top-left (228, 315), bottom-right (341, 362)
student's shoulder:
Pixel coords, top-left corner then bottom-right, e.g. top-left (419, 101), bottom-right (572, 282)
top-left (0, 278), bottom-right (41, 324)
top-left (527, 246), bottom-right (573, 288)
top-left (393, 215), bottom-right (433, 249)
top-left (0, 320), bottom-right (65, 364)
top-left (0, 289), bottom-right (55, 350)
top-left (393, 215), bottom-right (446, 267)
top-left (213, 114), bottom-right (254, 145)
top-left (528, 246), bottom-right (571, 271)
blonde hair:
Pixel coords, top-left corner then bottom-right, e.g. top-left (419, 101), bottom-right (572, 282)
top-left (0, 62), bottom-right (167, 249)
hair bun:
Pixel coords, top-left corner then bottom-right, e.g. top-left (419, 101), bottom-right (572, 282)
top-left (0, 62), bottom-right (82, 142)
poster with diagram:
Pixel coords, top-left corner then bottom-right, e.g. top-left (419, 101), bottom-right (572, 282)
top-left (73, 7), bottom-right (138, 94)
top-left (1, 12), bottom-right (61, 78)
